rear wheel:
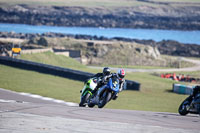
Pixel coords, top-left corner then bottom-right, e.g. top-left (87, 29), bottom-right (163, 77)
top-left (98, 91), bottom-right (111, 108)
top-left (79, 93), bottom-right (90, 107)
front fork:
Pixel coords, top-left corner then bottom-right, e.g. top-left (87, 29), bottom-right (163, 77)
top-left (182, 100), bottom-right (191, 111)
top-left (97, 86), bottom-right (117, 102)
top-left (80, 87), bottom-right (92, 101)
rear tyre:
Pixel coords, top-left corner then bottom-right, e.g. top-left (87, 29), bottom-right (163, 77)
top-left (98, 91), bottom-right (111, 108)
top-left (79, 93), bottom-right (90, 107)
top-left (178, 99), bottom-right (190, 116)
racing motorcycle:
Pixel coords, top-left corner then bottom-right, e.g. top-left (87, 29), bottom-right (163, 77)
top-left (88, 76), bottom-right (120, 108)
top-left (178, 93), bottom-right (200, 115)
top-left (79, 77), bottom-right (97, 107)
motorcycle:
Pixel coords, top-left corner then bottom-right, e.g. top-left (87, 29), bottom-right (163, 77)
top-left (178, 93), bottom-right (200, 116)
top-left (88, 76), bottom-right (120, 108)
top-left (79, 77), bottom-right (97, 107)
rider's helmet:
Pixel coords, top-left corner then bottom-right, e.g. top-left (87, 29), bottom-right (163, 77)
top-left (117, 69), bottom-right (125, 80)
top-left (103, 67), bottom-right (111, 76)
top-left (193, 85), bottom-right (200, 96)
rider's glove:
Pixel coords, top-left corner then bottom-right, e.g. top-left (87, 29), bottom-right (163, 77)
top-left (102, 77), bottom-right (107, 83)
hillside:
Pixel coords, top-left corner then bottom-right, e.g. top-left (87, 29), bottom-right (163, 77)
top-left (0, 32), bottom-right (195, 68)
top-left (0, 31), bottom-right (199, 68)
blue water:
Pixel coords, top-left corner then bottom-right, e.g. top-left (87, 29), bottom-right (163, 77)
top-left (0, 23), bottom-right (200, 44)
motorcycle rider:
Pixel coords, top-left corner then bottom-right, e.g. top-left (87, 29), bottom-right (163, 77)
top-left (118, 68), bottom-right (126, 91)
top-left (112, 69), bottom-right (126, 100)
top-left (90, 67), bottom-right (112, 94)
top-left (188, 85), bottom-right (200, 102)
top-left (193, 85), bottom-right (200, 96)
top-left (93, 68), bottom-right (126, 103)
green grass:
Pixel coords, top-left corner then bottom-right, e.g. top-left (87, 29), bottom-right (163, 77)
top-left (0, 64), bottom-right (83, 102)
top-left (99, 65), bottom-right (172, 69)
top-left (20, 51), bottom-right (101, 73)
top-left (0, 52), bottom-right (191, 113)
top-left (123, 72), bottom-right (188, 111)
top-left (20, 51), bottom-right (87, 70)
top-left (0, 63), bottom-right (188, 113)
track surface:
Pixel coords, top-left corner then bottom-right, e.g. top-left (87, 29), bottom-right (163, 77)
top-left (0, 88), bottom-right (200, 133)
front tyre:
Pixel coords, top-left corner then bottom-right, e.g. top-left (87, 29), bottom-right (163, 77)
top-left (98, 91), bottom-right (111, 108)
top-left (178, 99), bottom-right (190, 116)
top-left (88, 98), bottom-right (95, 108)
top-left (197, 104), bottom-right (200, 115)
top-left (195, 98), bottom-right (200, 115)
top-left (87, 94), bottom-right (95, 108)
top-left (79, 93), bottom-right (90, 107)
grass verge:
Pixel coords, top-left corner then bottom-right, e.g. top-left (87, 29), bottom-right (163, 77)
top-left (1, 52), bottom-right (195, 113)
top-left (0, 64), bottom-right (82, 102)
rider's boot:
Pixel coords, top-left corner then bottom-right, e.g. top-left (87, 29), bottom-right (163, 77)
top-left (112, 93), bottom-right (118, 100)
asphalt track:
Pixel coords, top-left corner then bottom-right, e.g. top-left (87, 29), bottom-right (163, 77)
top-left (1, 58), bottom-right (200, 133)
top-left (0, 88), bottom-right (200, 133)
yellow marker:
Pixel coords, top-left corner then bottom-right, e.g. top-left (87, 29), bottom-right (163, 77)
top-left (12, 48), bottom-right (21, 53)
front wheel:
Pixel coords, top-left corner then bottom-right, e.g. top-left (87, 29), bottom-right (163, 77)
top-left (98, 91), bottom-right (111, 108)
top-left (79, 93), bottom-right (90, 107)
top-left (88, 98), bottom-right (95, 108)
top-left (197, 104), bottom-right (200, 115)
top-left (195, 98), bottom-right (200, 115)
top-left (178, 99), bottom-right (190, 116)
top-left (87, 94), bottom-right (96, 108)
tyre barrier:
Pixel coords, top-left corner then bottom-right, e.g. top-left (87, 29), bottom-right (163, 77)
top-left (173, 84), bottom-right (194, 95)
top-left (0, 56), bottom-right (140, 91)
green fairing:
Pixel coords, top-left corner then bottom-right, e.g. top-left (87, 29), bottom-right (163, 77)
top-left (82, 79), bottom-right (93, 96)
top-left (88, 91), bottom-right (93, 96)
top-left (86, 79), bottom-right (92, 88)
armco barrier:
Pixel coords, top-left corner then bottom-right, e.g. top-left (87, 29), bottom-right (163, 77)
top-left (173, 84), bottom-right (194, 95)
top-left (124, 80), bottom-right (140, 91)
top-left (0, 56), bottom-right (140, 91)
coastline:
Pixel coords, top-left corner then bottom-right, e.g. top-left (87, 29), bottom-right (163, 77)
top-left (0, 4), bottom-right (200, 31)
top-left (1, 31), bottom-right (200, 58)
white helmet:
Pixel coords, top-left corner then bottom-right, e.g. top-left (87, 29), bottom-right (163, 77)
top-left (117, 69), bottom-right (125, 79)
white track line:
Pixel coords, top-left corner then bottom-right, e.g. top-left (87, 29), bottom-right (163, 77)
top-left (19, 92), bottom-right (78, 106)
top-left (0, 99), bottom-right (18, 103)
top-left (0, 88), bottom-right (78, 107)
